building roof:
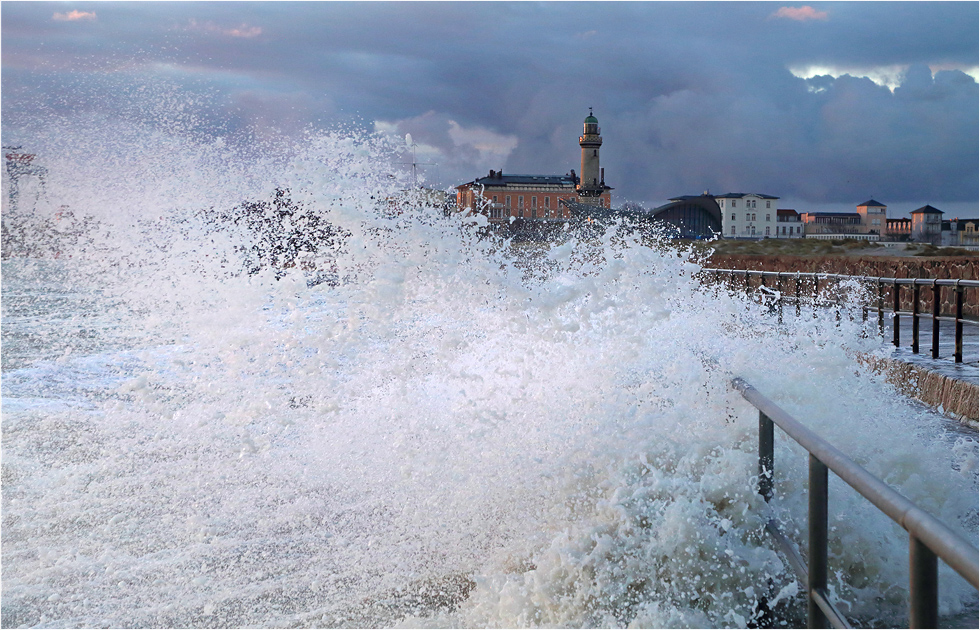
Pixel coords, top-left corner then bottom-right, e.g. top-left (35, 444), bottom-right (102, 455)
top-left (804, 212), bottom-right (860, 217)
top-left (910, 204), bottom-right (944, 215)
top-left (857, 199), bottom-right (886, 207)
top-left (649, 195), bottom-right (723, 228)
top-left (949, 218), bottom-right (978, 230)
top-left (776, 209), bottom-right (799, 217)
top-left (462, 173), bottom-right (577, 188)
top-left (713, 192), bottom-right (780, 200)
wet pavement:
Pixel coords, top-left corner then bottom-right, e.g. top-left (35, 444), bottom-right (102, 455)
top-left (878, 315), bottom-right (979, 384)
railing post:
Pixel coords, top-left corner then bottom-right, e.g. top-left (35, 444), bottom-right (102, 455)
top-left (931, 281), bottom-right (941, 360)
top-left (862, 276), bottom-right (868, 323)
top-left (835, 288), bottom-right (842, 326)
top-left (813, 274), bottom-right (819, 318)
top-left (954, 282), bottom-right (964, 364)
top-left (808, 455), bottom-right (829, 629)
top-left (759, 411), bottom-right (774, 502)
top-left (893, 281), bottom-right (901, 348)
top-left (911, 282), bottom-right (920, 354)
top-left (877, 280), bottom-right (885, 335)
top-left (777, 274), bottom-right (784, 324)
top-left (796, 273), bottom-right (802, 318)
top-left (910, 535), bottom-right (938, 628)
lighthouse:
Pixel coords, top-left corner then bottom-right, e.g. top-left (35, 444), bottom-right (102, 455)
top-left (576, 108), bottom-right (606, 205)
top-left (455, 110), bottom-right (612, 221)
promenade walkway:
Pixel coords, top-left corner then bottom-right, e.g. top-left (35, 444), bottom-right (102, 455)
top-left (881, 315), bottom-right (979, 384)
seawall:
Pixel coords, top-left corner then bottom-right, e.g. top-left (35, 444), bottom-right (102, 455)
top-left (856, 353), bottom-right (979, 425)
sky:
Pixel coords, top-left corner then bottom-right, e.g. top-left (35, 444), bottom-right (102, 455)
top-left (2, 1), bottom-right (978, 216)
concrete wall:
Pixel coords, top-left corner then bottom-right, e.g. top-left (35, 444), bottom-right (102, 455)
top-left (857, 353), bottom-right (979, 424)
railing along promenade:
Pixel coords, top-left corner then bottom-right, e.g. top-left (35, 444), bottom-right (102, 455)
top-left (701, 269), bottom-right (979, 364)
top-left (733, 377), bottom-right (979, 629)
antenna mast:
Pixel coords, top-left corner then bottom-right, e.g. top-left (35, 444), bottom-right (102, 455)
top-left (400, 142), bottom-right (436, 188)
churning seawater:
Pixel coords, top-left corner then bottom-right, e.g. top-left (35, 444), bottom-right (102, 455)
top-left (1, 123), bottom-right (977, 629)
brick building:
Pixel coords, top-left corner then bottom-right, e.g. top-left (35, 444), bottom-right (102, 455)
top-left (456, 111), bottom-right (612, 223)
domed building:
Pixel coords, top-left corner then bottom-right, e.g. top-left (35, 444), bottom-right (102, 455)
top-left (647, 193), bottom-right (724, 240)
top-left (456, 110), bottom-right (613, 224)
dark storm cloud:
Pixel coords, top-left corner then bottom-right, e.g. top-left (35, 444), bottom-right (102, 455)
top-left (2, 2), bottom-right (977, 210)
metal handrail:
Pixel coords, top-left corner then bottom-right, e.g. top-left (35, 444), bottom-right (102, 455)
top-left (733, 377), bottom-right (979, 628)
top-left (702, 268), bottom-right (980, 288)
top-left (700, 269), bottom-right (977, 363)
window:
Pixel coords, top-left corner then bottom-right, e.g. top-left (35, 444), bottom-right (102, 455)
top-left (519, 196), bottom-right (524, 208)
top-left (766, 214), bottom-right (770, 222)
top-left (751, 226), bottom-right (756, 235)
top-left (531, 207), bottom-right (537, 219)
top-left (732, 200), bottom-right (737, 208)
top-left (765, 226), bottom-right (770, 236)
top-left (766, 201), bottom-right (771, 209)
top-left (531, 196), bottom-right (537, 208)
top-left (752, 213), bottom-right (756, 221)
top-left (544, 197), bottom-right (550, 208)
top-left (731, 226), bottom-right (736, 235)
top-left (506, 195), bottom-right (511, 208)
top-left (731, 213), bottom-right (736, 222)
top-left (746, 213), bottom-right (751, 221)
top-left (492, 195), bottom-right (497, 203)
top-left (752, 200), bottom-right (757, 208)
top-left (797, 226), bottom-right (801, 234)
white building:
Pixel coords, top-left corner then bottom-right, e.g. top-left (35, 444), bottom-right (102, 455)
top-left (716, 193), bottom-right (780, 238)
top-left (775, 209), bottom-right (803, 238)
top-left (909, 205), bottom-right (943, 244)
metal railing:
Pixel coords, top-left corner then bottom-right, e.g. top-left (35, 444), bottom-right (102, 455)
top-left (733, 377), bottom-right (979, 628)
top-left (701, 269), bottom-right (979, 364)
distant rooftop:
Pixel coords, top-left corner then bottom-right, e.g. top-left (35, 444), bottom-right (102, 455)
top-left (713, 192), bottom-right (780, 200)
top-left (464, 172), bottom-right (577, 187)
top-left (857, 199), bottom-right (886, 207)
top-left (667, 193), bottom-right (716, 202)
top-left (910, 204), bottom-right (944, 215)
